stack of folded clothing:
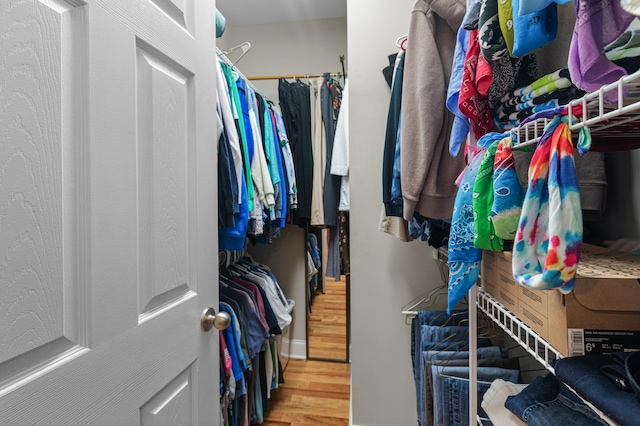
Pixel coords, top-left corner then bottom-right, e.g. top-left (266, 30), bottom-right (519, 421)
top-left (606, 28), bottom-right (640, 75)
top-left (495, 68), bottom-right (585, 130)
top-left (554, 352), bottom-right (640, 426)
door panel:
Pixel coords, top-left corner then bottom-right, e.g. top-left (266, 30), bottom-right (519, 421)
top-left (0, 0), bottom-right (82, 384)
top-left (140, 365), bottom-right (195, 426)
top-left (148, 0), bottom-right (193, 34)
top-left (135, 41), bottom-right (193, 318)
top-left (0, 0), bottom-right (219, 423)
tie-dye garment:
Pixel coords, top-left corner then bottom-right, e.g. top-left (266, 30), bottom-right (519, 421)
top-left (492, 137), bottom-right (525, 240)
top-left (512, 116), bottom-right (582, 293)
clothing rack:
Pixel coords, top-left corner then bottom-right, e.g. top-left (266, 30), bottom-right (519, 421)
top-left (247, 72), bottom-right (345, 81)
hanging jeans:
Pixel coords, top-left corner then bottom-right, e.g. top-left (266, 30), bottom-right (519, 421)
top-left (431, 365), bottom-right (519, 426)
top-left (411, 309), bottom-right (493, 426)
top-left (421, 347), bottom-right (509, 426)
top-left (411, 311), bottom-right (468, 426)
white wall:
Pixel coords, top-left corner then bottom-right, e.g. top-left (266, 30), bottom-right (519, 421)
top-left (217, 18), bottom-right (347, 352)
top-left (347, 1), bottom-right (448, 425)
top-left (218, 18), bottom-right (348, 103)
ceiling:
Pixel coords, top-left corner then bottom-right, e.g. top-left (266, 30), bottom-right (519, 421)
top-left (216, 0), bottom-right (347, 26)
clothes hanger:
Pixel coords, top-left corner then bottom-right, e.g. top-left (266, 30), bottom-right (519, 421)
top-left (229, 262), bottom-right (250, 274)
top-left (403, 284), bottom-right (447, 311)
top-left (395, 34), bottom-right (408, 51)
top-left (223, 41), bottom-right (251, 66)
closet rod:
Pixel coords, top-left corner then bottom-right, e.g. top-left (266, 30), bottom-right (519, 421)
top-left (247, 73), bottom-right (345, 81)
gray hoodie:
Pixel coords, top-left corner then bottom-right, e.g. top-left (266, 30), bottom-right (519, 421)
top-left (401, 0), bottom-right (467, 221)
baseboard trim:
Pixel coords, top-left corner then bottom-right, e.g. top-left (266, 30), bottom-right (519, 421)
top-left (288, 338), bottom-right (307, 359)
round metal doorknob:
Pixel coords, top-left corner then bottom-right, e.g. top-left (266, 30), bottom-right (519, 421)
top-left (200, 307), bottom-right (231, 331)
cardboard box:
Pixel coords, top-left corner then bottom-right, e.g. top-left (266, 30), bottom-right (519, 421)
top-left (481, 245), bottom-right (640, 357)
top-left (481, 261), bottom-right (518, 314)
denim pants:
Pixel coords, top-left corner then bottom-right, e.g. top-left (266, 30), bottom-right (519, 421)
top-left (505, 373), bottom-right (608, 426)
top-left (411, 311), bottom-right (467, 426)
top-left (432, 365), bottom-right (519, 426)
top-left (416, 325), bottom-right (469, 426)
top-left (411, 311), bottom-right (467, 375)
top-left (421, 347), bottom-right (508, 426)
top-left (554, 354), bottom-right (640, 426)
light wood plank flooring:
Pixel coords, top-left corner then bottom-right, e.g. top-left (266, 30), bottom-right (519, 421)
top-left (262, 275), bottom-right (350, 425)
top-left (308, 275), bottom-right (348, 360)
top-left (262, 359), bottom-right (351, 426)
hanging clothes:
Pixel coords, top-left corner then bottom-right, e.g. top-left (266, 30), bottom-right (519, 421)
top-left (278, 78), bottom-right (313, 227)
top-left (219, 257), bottom-right (290, 426)
top-left (310, 77), bottom-right (326, 226)
top-left (400, 0), bottom-right (467, 222)
top-left (217, 56), bottom-right (300, 249)
top-left (331, 80), bottom-right (350, 212)
top-left (322, 73), bottom-right (342, 228)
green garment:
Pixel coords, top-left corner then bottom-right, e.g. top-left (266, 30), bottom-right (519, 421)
top-left (221, 62), bottom-right (254, 212)
top-left (473, 139), bottom-right (504, 251)
top-left (261, 98), bottom-right (280, 185)
top-left (498, 0), bottom-right (514, 57)
top-left (479, 0), bottom-right (509, 63)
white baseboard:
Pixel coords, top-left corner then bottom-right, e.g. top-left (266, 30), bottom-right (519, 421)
top-left (287, 338), bottom-right (307, 359)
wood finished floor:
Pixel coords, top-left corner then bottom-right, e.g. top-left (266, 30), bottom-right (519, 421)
top-left (262, 276), bottom-right (350, 425)
top-left (261, 359), bottom-right (351, 426)
top-left (308, 276), bottom-right (348, 360)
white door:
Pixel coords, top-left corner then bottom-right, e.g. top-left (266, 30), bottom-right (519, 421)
top-left (0, 0), bottom-right (220, 424)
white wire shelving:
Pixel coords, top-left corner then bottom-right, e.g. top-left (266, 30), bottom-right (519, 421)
top-left (469, 71), bottom-right (640, 424)
top-left (476, 286), bottom-right (562, 372)
top-left (568, 68), bottom-right (640, 135)
top-left (476, 286), bottom-right (620, 426)
top-left (510, 68), bottom-right (640, 150)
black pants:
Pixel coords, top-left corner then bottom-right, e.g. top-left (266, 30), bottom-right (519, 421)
top-left (278, 78), bottom-right (312, 227)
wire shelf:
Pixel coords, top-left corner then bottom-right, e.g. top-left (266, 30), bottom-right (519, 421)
top-left (510, 69), bottom-right (640, 149)
top-left (476, 287), bottom-right (562, 372)
top-left (476, 287), bottom-right (620, 426)
top-left (568, 69), bottom-right (640, 135)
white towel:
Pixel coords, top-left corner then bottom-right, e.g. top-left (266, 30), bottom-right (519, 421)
top-left (481, 379), bottom-right (528, 426)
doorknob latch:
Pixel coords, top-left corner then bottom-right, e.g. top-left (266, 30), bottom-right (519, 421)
top-left (200, 307), bottom-right (231, 331)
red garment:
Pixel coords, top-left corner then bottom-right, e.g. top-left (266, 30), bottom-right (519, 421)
top-left (459, 29), bottom-right (493, 138)
top-left (220, 332), bottom-right (232, 380)
top-left (476, 54), bottom-right (493, 96)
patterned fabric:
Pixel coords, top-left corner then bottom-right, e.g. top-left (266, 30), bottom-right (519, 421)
top-left (479, 0), bottom-right (509, 63)
top-left (473, 137), bottom-right (504, 251)
top-left (500, 68), bottom-right (572, 104)
top-left (408, 214), bottom-right (451, 248)
top-left (459, 29), bottom-right (493, 139)
top-left (447, 7), bottom-right (474, 157)
top-left (569, 0), bottom-right (635, 104)
top-left (606, 29), bottom-right (640, 61)
top-left (339, 211), bottom-right (350, 275)
top-left (512, 116), bottom-right (582, 293)
top-left (492, 137), bottom-right (525, 240)
top-left (495, 69), bottom-right (583, 130)
top-left (447, 147), bottom-right (486, 313)
top-left (487, 54), bottom-right (538, 112)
